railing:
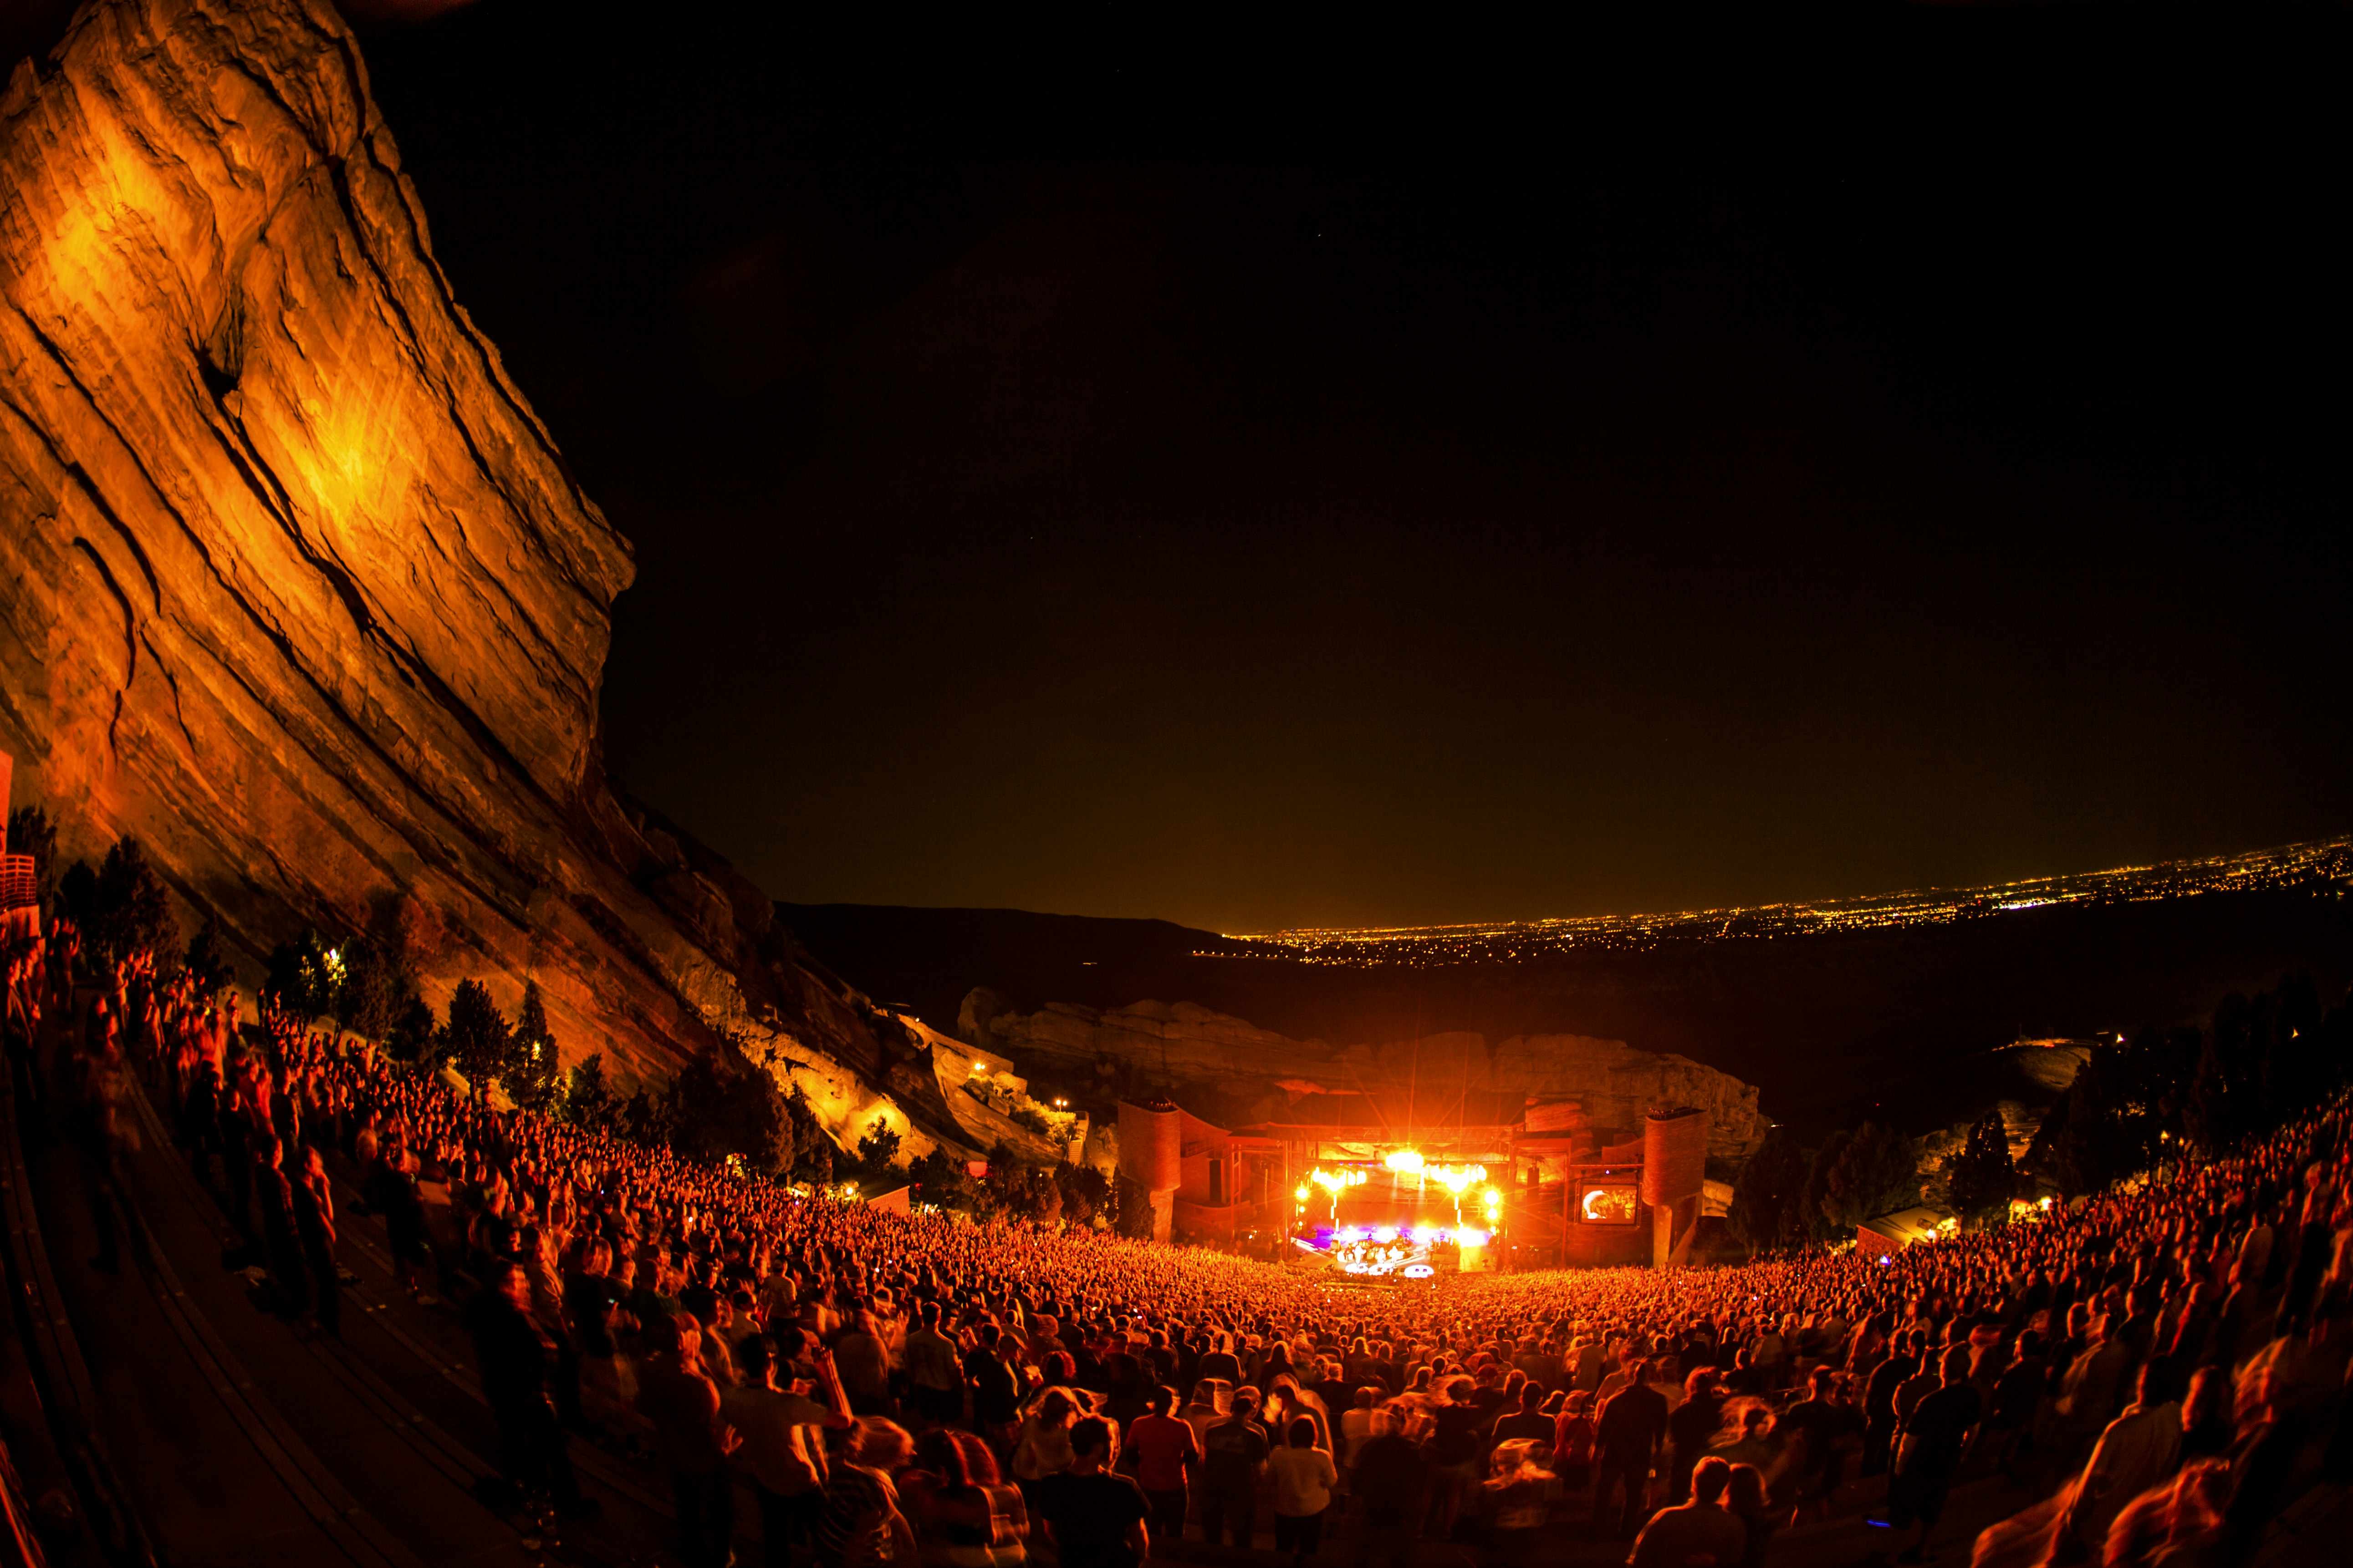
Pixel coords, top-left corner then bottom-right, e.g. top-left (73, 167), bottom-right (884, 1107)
top-left (0, 856), bottom-right (33, 911)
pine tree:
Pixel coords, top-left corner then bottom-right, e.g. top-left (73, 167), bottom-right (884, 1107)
top-left (183, 916), bottom-right (234, 998)
top-left (89, 835), bottom-right (176, 964)
top-left (1728, 1126), bottom-right (1809, 1253)
top-left (507, 980), bottom-right (563, 1111)
top-left (562, 1054), bottom-right (617, 1131)
top-left (441, 979), bottom-right (513, 1100)
top-left (1945, 1110), bottom-right (2016, 1226)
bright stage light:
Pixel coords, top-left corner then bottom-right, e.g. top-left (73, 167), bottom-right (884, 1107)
top-left (1294, 1185), bottom-right (1310, 1202)
top-left (1409, 1225), bottom-right (1437, 1245)
top-left (1336, 1226), bottom-right (1365, 1243)
top-left (1372, 1226), bottom-right (1399, 1243)
top-left (1383, 1150), bottom-right (1424, 1175)
top-left (1456, 1227), bottom-right (1489, 1247)
top-left (1429, 1164), bottom-right (1486, 1195)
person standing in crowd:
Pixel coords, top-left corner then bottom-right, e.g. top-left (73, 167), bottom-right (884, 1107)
top-left (966, 1323), bottom-right (1025, 1459)
top-left (636, 1313), bottom-right (738, 1568)
top-left (463, 1260), bottom-right (596, 1520)
top-left (1270, 1414), bottom-right (1338, 1562)
top-left (1350, 1405), bottom-right (1430, 1566)
top-left (1200, 1383), bottom-right (1272, 1548)
top-left (1592, 1357), bottom-right (1669, 1537)
top-left (904, 1301), bottom-right (965, 1430)
top-left (1887, 1345), bottom-right (1981, 1565)
top-left (1666, 1367), bottom-right (1724, 1504)
top-left (725, 1334), bottom-right (854, 1568)
top-left (1125, 1385), bottom-right (1199, 1547)
top-left (291, 1144), bottom-right (339, 1338)
top-left (1035, 1417), bottom-right (1149, 1568)
top-left (2062, 1359), bottom-right (2185, 1558)
top-left (835, 1307), bottom-right (893, 1416)
top-left (1629, 1455), bottom-right (1748, 1568)
top-left (817, 1418), bottom-right (918, 1568)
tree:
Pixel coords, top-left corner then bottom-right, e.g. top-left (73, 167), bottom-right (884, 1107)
top-left (183, 916), bottom-right (234, 998)
top-left (86, 836), bottom-right (177, 965)
top-left (441, 979), bottom-right (514, 1098)
top-left (561, 1054), bottom-right (618, 1132)
top-left (1728, 1126), bottom-right (1810, 1254)
top-left (337, 932), bottom-right (424, 1043)
top-left (984, 1142), bottom-right (1051, 1222)
top-left (1057, 1163), bottom-right (1115, 1229)
top-left (850, 1116), bottom-right (903, 1192)
top-left (909, 1146), bottom-right (984, 1214)
top-left (657, 1045), bottom-right (804, 1176)
top-left (1944, 1110), bottom-right (2017, 1226)
top-left (5, 805), bottom-right (57, 913)
top-left (263, 929), bottom-right (342, 1023)
top-left (506, 981), bottom-right (564, 1112)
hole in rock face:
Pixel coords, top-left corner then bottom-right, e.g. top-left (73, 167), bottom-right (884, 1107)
top-left (197, 347), bottom-right (239, 400)
top-left (199, 300), bottom-right (244, 400)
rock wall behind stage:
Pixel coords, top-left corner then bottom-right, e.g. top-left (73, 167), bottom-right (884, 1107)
top-left (0, 0), bottom-right (960, 1157)
top-left (960, 991), bottom-right (1770, 1167)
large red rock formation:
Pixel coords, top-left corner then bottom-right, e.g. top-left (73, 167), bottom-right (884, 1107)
top-left (961, 992), bottom-right (1769, 1166)
top-left (0, 0), bottom-right (953, 1154)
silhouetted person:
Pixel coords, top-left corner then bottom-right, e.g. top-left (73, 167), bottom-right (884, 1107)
top-left (465, 1260), bottom-right (594, 1518)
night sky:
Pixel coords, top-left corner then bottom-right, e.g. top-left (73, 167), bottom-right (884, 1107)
top-left (340, 2), bottom-right (2350, 934)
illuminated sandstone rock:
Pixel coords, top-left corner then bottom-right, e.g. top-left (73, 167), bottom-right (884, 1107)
top-left (0, 0), bottom-right (934, 1152)
top-left (963, 992), bottom-right (1769, 1165)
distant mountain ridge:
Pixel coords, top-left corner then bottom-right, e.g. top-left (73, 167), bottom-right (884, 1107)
top-left (781, 861), bottom-right (2353, 1139)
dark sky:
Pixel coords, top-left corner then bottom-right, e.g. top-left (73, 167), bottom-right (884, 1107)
top-left (348, 2), bottom-right (2351, 935)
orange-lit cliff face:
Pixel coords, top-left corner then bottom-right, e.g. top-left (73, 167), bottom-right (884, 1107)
top-left (0, 0), bottom-right (937, 1149)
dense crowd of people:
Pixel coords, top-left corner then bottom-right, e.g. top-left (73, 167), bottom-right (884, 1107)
top-left (7, 918), bottom-right (2352, 1568)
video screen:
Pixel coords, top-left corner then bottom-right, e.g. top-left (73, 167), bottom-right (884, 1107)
top-left (1579, 1184), bottom-right (1639, 1225)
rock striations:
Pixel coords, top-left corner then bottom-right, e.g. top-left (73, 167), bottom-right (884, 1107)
top-left (0, 0), bottom-right (939, 1154)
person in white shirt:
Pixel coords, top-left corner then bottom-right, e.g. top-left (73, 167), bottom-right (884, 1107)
top-left (1338, 1387), bottom-right (1377, 1470)
top-left (1268, 1415), bottom-right (1338, 1562)
top-left (720, 1335), bottom-right (854, 1568)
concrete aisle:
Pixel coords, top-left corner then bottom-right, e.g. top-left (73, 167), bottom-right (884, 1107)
top-left (119, 1076), bottom-right (692, 1568)
top-left (19, 1105), bottom-right (384, 1568)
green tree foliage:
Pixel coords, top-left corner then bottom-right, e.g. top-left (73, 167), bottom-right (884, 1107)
top-left (336, 931), bottom-right (424, 1043)
top-left (505, 981), bottom-right (564, 1112)
top-left (1056, 1163), bottom-right (1117, 1229)
top-left (263, 928), bottom-right (344, 1023)
top-left (850, 1116), bottom-right (904, 1192)
top-left (183, 916), bottom-right (234, 998)
top-left (562, 1053), bottom-right (618, 1133)
top-left (909, 1146), bottom-right (987, 1214)
top-left (1944, 1110), bottom-right (2017, 1226)
top-left (654, 1044), bottom-right (812, 1177)
top-left (440, 979), bottom-right (514, 1096)
top-left (80, 836), bottom-right (177, 966)
top-left (983, 1142), bottom-right (1051, 1221)
top-left (1727, 1125), bottom-right (1811, 1253)
top-left (6, 805), bottom-right (57, 912)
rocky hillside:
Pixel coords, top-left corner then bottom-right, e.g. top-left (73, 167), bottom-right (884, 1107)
top-left (961, 990), bottom-right (1769, 1166)
top-left (0, 0), bottom-right (964, 1158)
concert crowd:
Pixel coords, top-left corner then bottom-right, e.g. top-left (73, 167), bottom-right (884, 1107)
top-left (7, 918), bottom-right (2351, 1568)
